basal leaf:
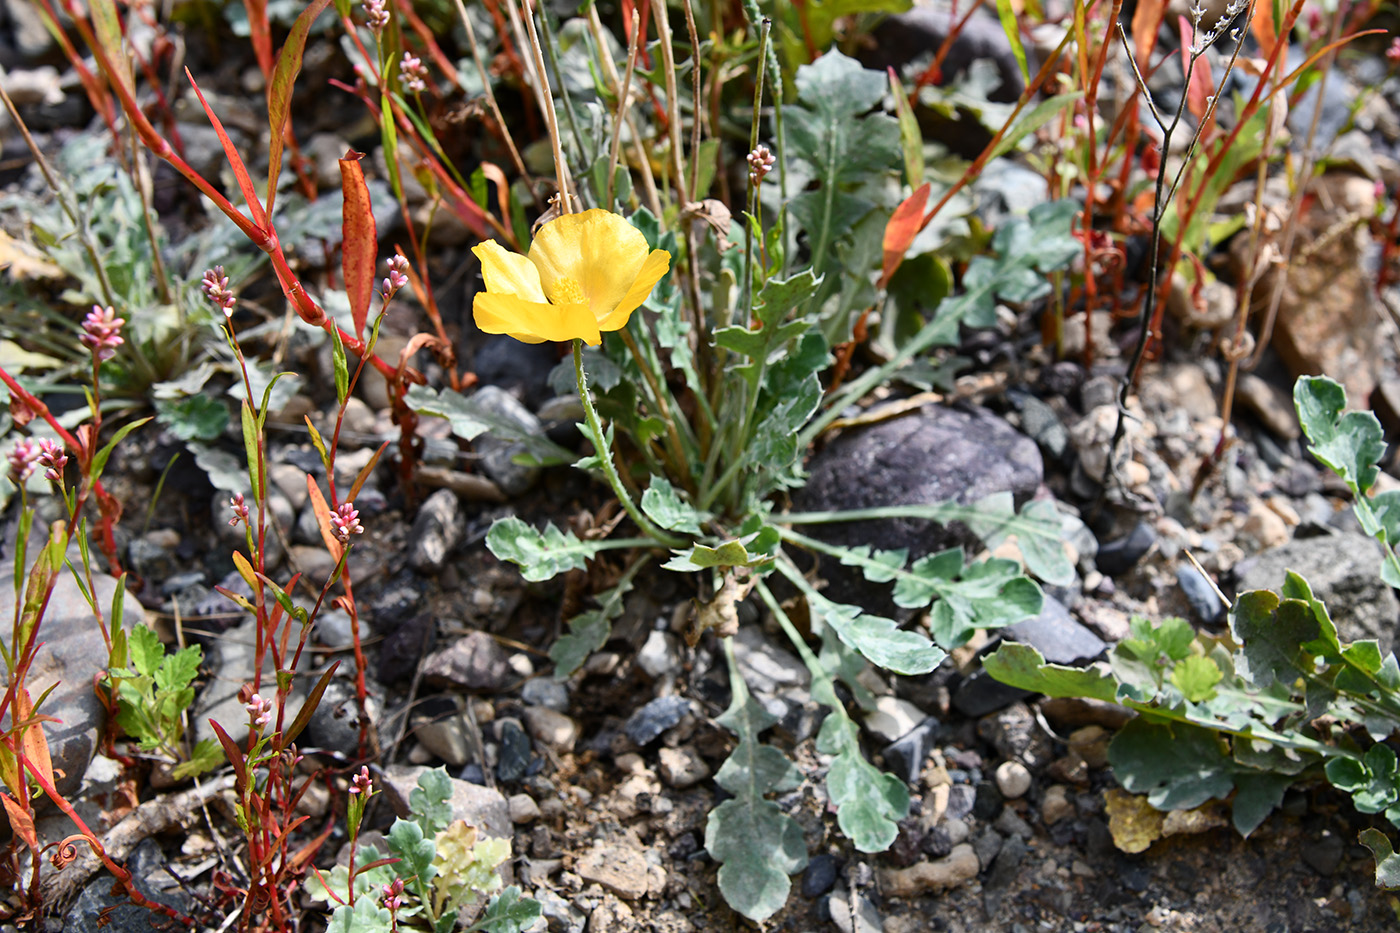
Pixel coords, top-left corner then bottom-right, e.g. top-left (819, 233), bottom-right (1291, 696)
top-left (1230, 771), bottom-right (1294, 837)
top-left (1294, 375), bottom-right (1386, 496)
top-left (1229, 591), bottom-right (1318, 689)
top-left (641, 476), bottom-right (702, 534)
top-left (128, 623), bottom-right (164, 678)
top-left (408, 384), bottom-right (574, 466)
top-left (471, 887), bottom-right (542, 933)
top-left (551, 572), bottom-right (634, 678)
top-left (1359, 829), bottom-right (1400, 889)
top-left (410, 766), bottom-right (455, 837)
top-left (1108, 718), bottom-right (1235, 811)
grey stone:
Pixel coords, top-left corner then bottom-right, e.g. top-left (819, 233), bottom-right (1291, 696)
top-left (1179, 565), bottom-right (1227, 625)
top-left (408, 488), bottom-right (462, 574)
top-left (520, 677), bottom-right (569, 712)
top-left (382, 764), bottom-right (511, 841)
top-left (313, 607), bottom-right (364, 649)
top-left (0, 572), bottom-right (138, 798)
top-left (636, 630), bottom-right (681, 680)
top-left (972, 828), bottom-right (1003, 871)
top-left (474, 336), bottom-right (559, 409)
top-left (954, 596), bottom-right (1104, 716)
top-left (1235, 532), bottom-right (1399, 652)
top-left (577, 843), bottom-right (649, 900)
top-left (978, 702), bottom-right (1053, 770)
top-left (414, 706), bottom-right (471, 767)
top-left (377, 611), bottom-right (434, 684)
top-left (496, 718), bottom-right (532, 782)
top-left (861, 3), bottom-right (1025, 104)
top-left (471, 386), bottom-right (544, 496)
top-left (624, 695), bottom-right (693, 746)
top-left (794, 404), bottom-right (1042, 609)
top-left (3, 0), bottom-right (56, 58)
top-left (828, 883), bottom-right (881, 933)
top-left (657, 745), bottom-right (710, 789)
top-left (422, 630), bottom-right (512, 692)
top-left (1017, 393), bottom-right (1069, 461)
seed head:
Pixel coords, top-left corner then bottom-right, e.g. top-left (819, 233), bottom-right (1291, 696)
top-left (746, 145), bottom-right (776, 186)
top-left (201, 266), bottom-right (237, 317)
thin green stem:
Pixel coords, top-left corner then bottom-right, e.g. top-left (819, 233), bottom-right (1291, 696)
top-left (573, 340), bottom-right (685, 547)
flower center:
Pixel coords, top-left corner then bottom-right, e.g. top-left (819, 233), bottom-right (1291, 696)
top-left (547, 276), bottom-right (588, 307)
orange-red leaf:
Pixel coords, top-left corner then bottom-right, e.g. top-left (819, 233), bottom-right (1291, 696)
top-left (1132, 0), bottom-right (1167, 62)
top-left (0, 794), bottom-right (35, 850)
top-left (1249, 1), bottom-right (1277, 60)
top-left (879, 182), bottom-right (931, 289)
top-left (14, 689), bottom-right (53, 799)
top-left (186, 70), bottom-right (268, 230)
top-left (340, 150), bottom-right (377, 339)
top-left (267, 0), bottom-right (334, 217)
top-left (306, 476), bottom-right (343, 563)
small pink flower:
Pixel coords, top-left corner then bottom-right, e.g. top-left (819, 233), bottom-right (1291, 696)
top-left (201, 266), bottom-right (237, 317)
top-left (401, 53), bottom-right (428, 93)
top-left (229, 493), bottom-right (250, 527)
top-left (382, 878), bottom-right (405, 911)
top-left (348, 765), bottom-right (372, 796)
top-left (331, 502), bottom-right (364, 544)
top-left (363, 0), bottom-right (389, 33)
top-left (7, 439), bottom-right (39, 484)
top-left (382, 255), bottom-right (410, 295)
top-left (1388, 37), bottom-right (1400, 65)
top-left (80, 305), bottom-right (125, 363)
top-left (746, 145), bottom-right (776, 186)
top-left (37, 438), bottom-right (67, 483)
top-left (246, 693), bottom-right (274, 729)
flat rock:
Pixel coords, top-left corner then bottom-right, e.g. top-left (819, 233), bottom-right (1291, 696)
top-left (882, 844), bottom-right (980, 896)
top-left (523, 705), bottom-right (579, 750)
top-left (576, 843), bottom-right (649, 900)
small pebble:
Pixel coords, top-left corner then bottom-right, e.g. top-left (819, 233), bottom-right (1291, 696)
top-left (508, 793), bottom-right (541, 823)
top-left (994, 760), bottom-right (1032, 799)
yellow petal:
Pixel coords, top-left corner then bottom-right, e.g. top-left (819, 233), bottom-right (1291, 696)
top-left (528, 210), bottom-right (648, 320)
top-left (472, 240), bottom-right (547, 302)
top-left (597, 249), bottom-right (671, 332)
top-left (473, 292), bottom-right (601, 346)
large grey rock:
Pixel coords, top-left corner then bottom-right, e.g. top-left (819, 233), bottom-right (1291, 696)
top-left (421, 630), bottom-right (511, 691)
top-left (1235, 532), bottom-right (1400, 653)
top-left (0, 572), bottom-right (140, 798)
top-left (795, 403), bottom-right (1042, 608)
top-left (192, 616), bottom-right (310, 748)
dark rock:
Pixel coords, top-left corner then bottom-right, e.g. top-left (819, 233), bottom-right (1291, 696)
top-left (64, 838), bottom-right (192, 932)
top-left (972, 782), bottom-right (1004, 821)
top-left (1235, 532), bottom-right (1400, 652)
top-left (883, 717), bottom-right (940, 784)
top-left (795, 404), bottom-right (1042, 608)
top-left (1177, 565), bottom-right (1227, 625)
top-left (422, 630), bottom-right (512, 692)
top-left (860, 4), bottom-right (1025, 103)
top-left (1303, 829), bottom-right (1345, 876)
top-left (473, 335), bottom-right (559, 409)
top-left (378, 612), bottom-right (435, 684)
top-left (305, 677), bottom-right (377, 757)
top-left (951, 671), bottom-right (1030, 719)
top-left (1118, 858), bottom-right (1151, 892)
top-left (408, 488), bottom-right (462, 574)
top-left (496, 719), bottom-right (532, 783)
top-left (624, 695), bottom-right (693, 746)
top-left (802, 853), bottom-right (840, 898)
top-left (1096, 521), bottom-right (1156, 576)
top-left (370, 572), bottom-right (425, 622)
top-left (923, 824), bottom-right (953, 858)
top-left (978, 702), bottom-right (1053, 770)
top-left (972, 827), bottom-right (1003, 870)
top-left (1040, 361), bottom-right (1085, 399)
top-left (984, 834), bottom-right (1029, 903)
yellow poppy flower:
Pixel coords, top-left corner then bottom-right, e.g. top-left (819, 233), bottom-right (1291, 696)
top-left (471, 209), bottom-right (671, 346)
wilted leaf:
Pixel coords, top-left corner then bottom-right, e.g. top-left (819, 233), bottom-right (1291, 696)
top-left (1103, 788), bottom-right (1164, 854)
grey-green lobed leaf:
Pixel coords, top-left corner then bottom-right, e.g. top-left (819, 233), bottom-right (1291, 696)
top-left (705, 643), bottom-right (808, 921)
top-left (1294, 375), bottom-right (1387, 496)
top-left (641, 476), bottom-right (703, 534)
top-left (486, 517), bottom-right (606, 582)
top-left (807, 591), bottom-right (945, 676)
top-left (551, 573), bottom-right (634, 678)
top-left (817, 711), bottom-right (909, 852)
top-left (1108, 718), bottom-right (1235, 811)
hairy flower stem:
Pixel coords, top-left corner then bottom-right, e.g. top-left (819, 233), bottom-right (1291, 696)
top-left (572, 340), bottom-right (685, 547)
